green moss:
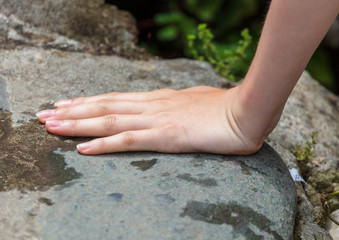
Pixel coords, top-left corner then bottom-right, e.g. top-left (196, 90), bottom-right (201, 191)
top-left (308, 168), bottom-right (339, 193)
top-left (307, 167), bottom-right (339, 226)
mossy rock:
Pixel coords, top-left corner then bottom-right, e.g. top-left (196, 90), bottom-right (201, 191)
top-left (308, 167), bottom-right (339, 193)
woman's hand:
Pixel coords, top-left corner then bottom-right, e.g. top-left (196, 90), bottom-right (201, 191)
top-left (36, 86), bottom-right (264, 155)
top-left (36, 0), bottom-right (338, 156)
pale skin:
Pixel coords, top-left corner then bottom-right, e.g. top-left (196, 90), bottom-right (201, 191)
top-left (37, 0), bottom-right (339, 155)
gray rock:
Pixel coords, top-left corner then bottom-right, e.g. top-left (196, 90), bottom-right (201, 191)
top-left (294, 183), bottom-right (334, 240)
top-left (0, 76), bottom-right (9, 111)
top-left (0, 0), bottom-right (145, 57)
top-left (1, 1), bottom-right (336, 238)
top-left (326, 209), bottom-right (339, 240)
top-left (267, 72), bottom-right (339, 240)
top-left (268, 72), bottom-right (339, 170)
top-left (0, 47), bottom-right (296, 239)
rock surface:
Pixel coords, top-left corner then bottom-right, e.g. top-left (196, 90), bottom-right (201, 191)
top-left (0, 0), bottom-right (145, 58)
top-left (267, 72), bottom-right (339, 239)
top-left (268, 72), bottom-right (339, 169)
top-left (0, 47), bottom-right (297, 239)
top-left (1, 1), bottom-right (339, 239)
top-left (327, 209), bottom-right (339, 240)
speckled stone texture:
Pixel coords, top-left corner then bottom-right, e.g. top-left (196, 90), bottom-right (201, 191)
top-left (0, 0), bottom-right (145, 58)
top-left (0, 48), bottom-right (297, 240)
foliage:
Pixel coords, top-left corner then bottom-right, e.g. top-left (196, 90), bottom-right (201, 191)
top-left (154, 11), bottom-right (196, 42)
top-left (153, 0), bottom-right (262, 77)
top-left (293, 131), bottom-right (318, 162)
top-left (306, 48), bottom-right (336, 91)
top-left (325, 191), bottom-right (339, 198)
top-left (151, 0), bottom-right (337, 93)
top-left (187, 24), bottom-right (252, 81)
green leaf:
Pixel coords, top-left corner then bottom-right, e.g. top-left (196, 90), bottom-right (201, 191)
top-left (154, 12), bottom-right (186, 25)
top-left (157, 26), bottom-right (179, 41)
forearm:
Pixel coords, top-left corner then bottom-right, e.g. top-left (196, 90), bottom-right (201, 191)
top-left (235, 0), bottom-right (339, 142)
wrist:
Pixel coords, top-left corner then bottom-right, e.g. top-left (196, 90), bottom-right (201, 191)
top-left (230, 82), bottom-right (282, 151)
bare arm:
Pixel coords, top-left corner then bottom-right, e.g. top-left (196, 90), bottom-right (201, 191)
top-left (36, 0), bottom-right (339, 155)
top-left (234, 0), bottom-right (339, 145)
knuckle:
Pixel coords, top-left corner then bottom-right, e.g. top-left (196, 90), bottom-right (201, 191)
top-left (152, 99), bottom-right (171, 109)
top-left (156, 111), bottom-right (171, 120)
top-left (56, 106), bottom-right (70, 115)
top-left (96, 99), bottom-right (112, 113)
top-left (72, 97), bottom-right (85, 105)
top-left (69, 120), bottom-right (79, 136)
top-left (122, 132), bottom-right (135, 146)
top-left (161, 124), bottom-right (187, 152)
top-left (104, 115), bottom-right (117, 131)
top-left (97, 138), bottom-right (107, 149)
top-left (64, 106), bottom-right (71, 114)
top-left (71, 119), bottom-right (78, 128)
top-left (162, 124), bottom-right (178, 140)
top-left (163, 123), bottom-right (178, 131)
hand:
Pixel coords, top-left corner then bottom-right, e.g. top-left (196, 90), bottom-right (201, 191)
top-left (36, 86), bottom-right (263, 155)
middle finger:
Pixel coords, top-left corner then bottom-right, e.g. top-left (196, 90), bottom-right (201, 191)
top-left (45, 114), bottom-right (154, 137)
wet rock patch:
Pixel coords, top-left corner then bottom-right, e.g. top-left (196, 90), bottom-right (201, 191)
top-left (0, 110), bottom-right (83, 191)
top-left (130, 158), bottom-right (157, 171)
top-left (176, 173), bottom-right (218, 187)
top-left (180, 201), bottom-right (283, 240)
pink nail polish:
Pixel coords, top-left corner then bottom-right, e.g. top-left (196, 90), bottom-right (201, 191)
top-left (77, 142), bottom-right (91, 151)
top-left (36, 109), bottom-right (55, 119)
top-left (54, 99), bottom-right (72, 107)
top-left (46, 120), bottom-right (62, 127)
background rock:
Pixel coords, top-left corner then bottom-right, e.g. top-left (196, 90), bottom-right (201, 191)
top-left (268, 72), bottom-right (339, 169)
top-left (0, 0), bottom-right (146, 58)
top-left (327, 209), bottom-right (339, 240)
top-left (267, 72), bottom-right (339, 239)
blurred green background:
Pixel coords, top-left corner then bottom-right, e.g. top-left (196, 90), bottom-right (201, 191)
top-left (106, 0), bottom-right (339, 94)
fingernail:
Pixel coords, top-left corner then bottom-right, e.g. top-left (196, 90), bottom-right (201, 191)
top-left (77, 142), bottom-right (91, 151)
top-left (54, 99), bottom-right (72, 107)
top-left (36, 109), bottom-right (55, 119)
top-left (46, 119), bottom-right (62, 127)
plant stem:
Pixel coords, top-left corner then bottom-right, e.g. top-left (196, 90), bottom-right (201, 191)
top-left (326, 191), bottom-right (339, 198)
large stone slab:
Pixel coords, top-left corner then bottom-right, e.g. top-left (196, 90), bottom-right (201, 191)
top-left (0, 47), bottom-right (297, 239)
